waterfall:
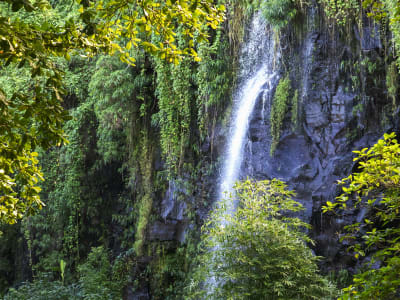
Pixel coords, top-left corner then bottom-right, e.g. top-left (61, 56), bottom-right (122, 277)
top-left (218, 13), bottom-right (279, 207)
top-left (205, 12), bottom-right (280, 297)
top-left (300, 5), bottom-right (316, 103)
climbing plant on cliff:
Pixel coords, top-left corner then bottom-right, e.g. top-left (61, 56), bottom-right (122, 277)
top-left (320, 0), bottom-right (400, 71)
top-left (261, 0), bottom-right (297, 28)
top-left (153, 27), bottom-right (196, 175)
top-left (196, 28), bottom-right (233, 142)
top-left (324, 133), bottom-right (400, 299)
top-left (320, 0), bottom-right (360, 26)
top-left (189, 179), bottom-right (336, 299)
top-left (270, 75), bottom-right (291, 155)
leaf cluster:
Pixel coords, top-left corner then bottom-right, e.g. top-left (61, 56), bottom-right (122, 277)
top-left (189, 179), bottom-right (336, 299)
top-left (261, 0), bottom-right (297, 29)
top-left (79, 0), bottom-right (225, 64)
top-left (0, 0), bottom-right (225, 224)
top-left (0, 0), bottom-right (107, 224)
top-left (324, 132), bottom-right (400, 299)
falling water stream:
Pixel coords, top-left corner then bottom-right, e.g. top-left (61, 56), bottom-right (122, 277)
top-left (206, 12), bottom-right (280, 295)
top-left (218, 13), bottom-right (279, 209)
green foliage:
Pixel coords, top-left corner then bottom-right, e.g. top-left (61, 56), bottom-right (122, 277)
top-left (225, 0), bottom-right (258, 55)
top-left (133, 132), bottom-right (154, 255)
top-left (270, 75), bottom-right (291, 155)
top-left (384, 0), bottom-right (400, 68)
top-left (261, 0), bottom-right (297, 28)
top-left (3, 247), bottom-right (127, 299)
top-left (3, 277), bottom-right (82, 300)
top-left (153, 49), bottom-right (193, 174)
top-left (189, 179), bottom-right (336, 299)
top-left (88, 55), bottom-right (134, 164)
top-left (154, 22), bottom-right (235, 175)
top-left (111, 63), bottom-right (157, 253)
top-left (60, 259), bottom-right (66, 284)
top-left (0, 0), bottom-right (225, 224)
top-left (0, 0), bottom-right (108, 223)
top-left (291, 89), bottom-right (299, 131)
top-left (0, 147), bottom-right (43, 224)
top-left (328, 269), bottom-right (352, 290)
top-left (149, 240), bottom-right (199, 300)
top-left (87, 52), bottom-right (158, 256)
top-left (84, 0), bottom-right (225, 65)
top-left (321, 0), bottom-right (400, 74)
top-left (324, 132), bottom-right (400, 299)
top-left (320, 0), bottom-right (360, 26)
top-left (196, 29), bottom-right (233, 141)
top-left (22, 94), bottom-right (117, 278)
top-left (386, 61), bottom-right (398, 108)
top-left (78, 246), bottom-right (122, 299)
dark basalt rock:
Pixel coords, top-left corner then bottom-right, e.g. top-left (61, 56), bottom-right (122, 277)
top-left (236, 5), bottom-right (395, 272)
top-left (148, 221), bottom-right (179, 241)
top-left (141, 4), bottom-right (398, 288)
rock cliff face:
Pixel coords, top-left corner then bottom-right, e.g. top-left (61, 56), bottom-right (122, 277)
top-left (239, 4), bottom-right (397, 272)
top-left (132, 4), bottom-right (399, 298)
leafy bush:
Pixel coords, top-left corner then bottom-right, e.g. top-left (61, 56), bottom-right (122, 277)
top-left (261, 0), bottom-right (297, 28)
top-left (188, 179), bottom-right (336, 299)
top-left (3, 277), bottom-right (82, 300)
top-left (320, 0), bottom-right (360, 26)
top-left (3, 247), bottom-right (125, 300)
top-left (324, 132), bottom-right (400, 299)
top-left (78, 247), bottom-right (122, 300)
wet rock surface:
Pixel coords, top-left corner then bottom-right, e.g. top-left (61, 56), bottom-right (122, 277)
top-left (140, 4), bottom-right (399, 282)
top-left (237, 6), bottom-right (397, 271)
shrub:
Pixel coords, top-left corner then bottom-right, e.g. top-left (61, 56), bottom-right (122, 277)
top-left (188, 179), bottom-right (336, 299)
top-left (324, 133), bottom-right (400, 299)
top-left (3, 247), bottom-right (126, 300)
top-left (78, 247), bottom-right (122, 300)
top-left (3, 276), bottom-right (82, 300)
top-left (261, 0), bottom-right (297, 28)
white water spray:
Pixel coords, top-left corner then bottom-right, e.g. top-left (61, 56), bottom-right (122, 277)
top-left (219, 68), bottom-right (276, 205)
top-left (218, 14), bottom-right (279, 206)
top-left (206, 13), bottom-right (280, 296)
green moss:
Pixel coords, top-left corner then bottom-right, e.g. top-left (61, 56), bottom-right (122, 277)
top-left (134, 133), bottom-right (154, 256)
top-left (270, 75), bottom-right (291, 155)
top-left (352, 102), bottom-right (364, 116)
top-left (386, 61), bottom-right (398, 109)
top-left (291, 89), bottom-right (299, 131)
top-left (320, 0), bottom-right (360, 27)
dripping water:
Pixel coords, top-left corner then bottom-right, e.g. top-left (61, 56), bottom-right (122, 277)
top-left (301, 5), bottom-right (317, 103)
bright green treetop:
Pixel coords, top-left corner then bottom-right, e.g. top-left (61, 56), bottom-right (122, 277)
top-left (0, 0), bottom-right (225, 224)
top-left (189, 179), bottom-right (336, 299)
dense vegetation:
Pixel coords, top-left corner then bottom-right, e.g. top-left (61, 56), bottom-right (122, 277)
top-left (1, 0), bottom-right (400, 299)
top-left (324, 133), bottom-right (400, 299)
top-left (190, 179), bottom-right (336, 299)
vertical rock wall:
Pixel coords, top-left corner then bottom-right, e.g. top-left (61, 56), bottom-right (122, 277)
top-left (239, 4), bottom-right (398, 271)
top-left (135, 5), bottom-right (400, 298)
